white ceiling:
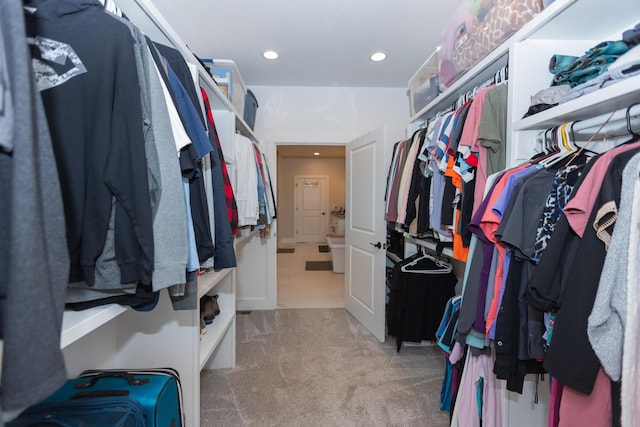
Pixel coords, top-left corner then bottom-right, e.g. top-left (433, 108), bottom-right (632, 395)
top-left (278, 145), bottom-right (345, 158)
top-left (147, 0), bottom-right (466, 88)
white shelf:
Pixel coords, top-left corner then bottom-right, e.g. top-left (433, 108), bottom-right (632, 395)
top-left (60, 304), bottom-right (128, 349)
top-left (403, 235), bottom-right (454, 258)
top-left (386, 251), bottom-right (402, 264)
top-left (407, 0), bottom-right (579, 125)
top-left (409, 50), bottom-right (509, 124)
top-left (197, 268), bottom-right (233, 298)
top-left (404, 0), bottom-right (640, 426)
top-left (513, 74), bottom-right (640, 131)
top-left (54, 1), bottom-right (252, 425)
top-left (521, 0), bottom-right (639, 42)
top-left (408, 0), bottom-right (640, 127)
top-left (116, 0), bottom-right (231, 111)
top-left (234, 228), bottom-right (260, 249)
top-left (198, 311), bottom-right (234, 371)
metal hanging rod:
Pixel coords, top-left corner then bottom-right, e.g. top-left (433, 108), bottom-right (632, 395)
top-left (572, 103), bottom-right (640, 136)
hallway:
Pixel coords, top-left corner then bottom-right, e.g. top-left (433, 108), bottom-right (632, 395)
top-left (277, 243), bottom-right (345, 309)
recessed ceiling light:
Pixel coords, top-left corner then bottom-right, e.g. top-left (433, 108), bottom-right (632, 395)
top-left (263, 50), bottom-right (279, 60)
top-left (370, 52), bottom-right (386, 62)
top-left (314, 152), bottom-right (320, 156)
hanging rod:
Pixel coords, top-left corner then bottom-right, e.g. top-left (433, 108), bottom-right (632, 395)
top-left (572, 103), bottom-right (640, 135)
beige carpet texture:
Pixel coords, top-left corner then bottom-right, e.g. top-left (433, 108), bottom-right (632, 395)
top-left (200, 309), bottom-right (449, 426)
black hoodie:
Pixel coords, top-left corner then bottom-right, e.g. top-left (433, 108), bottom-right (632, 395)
top-left (25, 0), bottom-right (154, 286)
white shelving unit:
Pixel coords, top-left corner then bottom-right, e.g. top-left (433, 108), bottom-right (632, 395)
top-left (57, 1), bottom-right (273, 426)
top-left (406, 0), bottom-right (640, 425)
top-left (60, 305), bottom-right (128, 349)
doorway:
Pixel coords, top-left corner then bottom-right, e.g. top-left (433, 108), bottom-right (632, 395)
top-left (294, 176), bottom-right (329, 243)
top-left (276, 144), bottom-right (346, 308)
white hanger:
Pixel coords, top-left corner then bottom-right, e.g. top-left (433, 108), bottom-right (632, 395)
top-left (401, 247), bottom-right (452, 274)
top-left (537, 124), bottom-right (571, 168)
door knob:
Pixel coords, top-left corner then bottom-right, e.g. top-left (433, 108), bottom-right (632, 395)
top-left (370, 241), bottom-right (382, 249)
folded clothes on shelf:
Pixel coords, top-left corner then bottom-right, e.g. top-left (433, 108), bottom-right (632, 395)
top-left (561, 44), bottom-right (640, 103)
top-left (549, 40), bottom-right (630, 87)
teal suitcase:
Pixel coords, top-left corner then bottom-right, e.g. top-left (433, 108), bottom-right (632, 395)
top-left (9, 368), bottom-right (183, 427)
top-left (78, 369), bottom-right (183, 427)
top-left (8, 395), bottom-right (146, 426)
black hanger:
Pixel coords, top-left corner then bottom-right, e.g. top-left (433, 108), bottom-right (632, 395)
top-left (626, 102), bottom-right (640, 140)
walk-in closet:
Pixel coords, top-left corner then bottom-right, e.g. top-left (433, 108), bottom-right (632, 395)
top-left (3, 0), bottom-right (640, 425)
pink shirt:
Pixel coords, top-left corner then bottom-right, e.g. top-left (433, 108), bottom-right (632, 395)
top-left (479, 164), bottom-right (529, 335)
top-left (397, 131), bottom-right (423, 225)
top-left (558, 368), bottom-right (612, 427)
top-left (564, 141), bottom-right (640, 237)
top-left (458, 85), bottom-right (495, 216)
top-left (455, 352), bottom-right (502, 427)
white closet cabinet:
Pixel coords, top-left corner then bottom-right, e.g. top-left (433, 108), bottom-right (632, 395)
top-left (58, 1), bottom-right (270, 426)
top-left (408, 0), bottom-right (640, 425)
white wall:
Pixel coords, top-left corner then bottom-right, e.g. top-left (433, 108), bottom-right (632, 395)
top-left (277, 156), bottom-right (345, 243)
top-left (250, 86), bottom-right (409, 144)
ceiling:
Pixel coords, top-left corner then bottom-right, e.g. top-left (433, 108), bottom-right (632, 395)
top-left (278, 145), bottom-right (345, 158)
top-left (146, 0), bottom-right (466, 88)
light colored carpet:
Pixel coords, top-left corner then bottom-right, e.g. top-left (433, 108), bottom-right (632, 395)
top-left (200, 309), bottom-right (450, 426)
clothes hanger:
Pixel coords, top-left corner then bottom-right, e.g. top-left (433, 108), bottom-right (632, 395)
top-left (495, 65), bottom-right (508, 85)
top-left (544, 121), bottom-right (602, 169)
top-left (545, 127), bottom-right (558, 155)
top-left (401, 246), bottom-right (452, 274)
top-left (530, 128), bottom-right (554, 161)
top-left (559, 122), bottom-right (573, 153)
top-left (564, 110), bottom-right (617, 167)
top-left (566, 120), bottom-right (600, 157)
top-left (625, 102), bottom-right (640, 141)
top-left (566, 121), bottom-right (580, 152)
top-left (537, 126), bottom-right (567, 168)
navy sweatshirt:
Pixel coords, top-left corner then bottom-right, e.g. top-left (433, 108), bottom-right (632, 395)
top-left (25, 0), bottom-right (154, 285)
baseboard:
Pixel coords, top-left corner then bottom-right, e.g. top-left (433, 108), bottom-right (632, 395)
top-left (236, 298), bottom-right (276, 311)
top-left (280, 237), bottom-right (296, 244)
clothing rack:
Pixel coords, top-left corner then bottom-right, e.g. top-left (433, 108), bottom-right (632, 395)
top-left (455, 64), bottom-right (509, 109)
top-left (419, 64), bottom-right (510, 127)
top-left (572, 103), bottom-right (640, 137)
top-left (531, 103), bottom-right (640, 157)
top-left (403, 233), bottom-right (454, 261)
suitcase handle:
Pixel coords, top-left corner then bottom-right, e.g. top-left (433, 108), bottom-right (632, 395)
top-left (73, 372), bottom-right (150, 389)
top-left (71, 389), bottom-right (131, 400)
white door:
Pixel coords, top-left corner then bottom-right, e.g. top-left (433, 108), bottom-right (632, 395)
top-left (345, 127), bottom-right (387, 342)
top-left (294, 176), bottom-right (329, 243)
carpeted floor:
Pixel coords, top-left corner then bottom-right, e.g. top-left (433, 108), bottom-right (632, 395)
top-left (200, 309), bottom-right (449, 426)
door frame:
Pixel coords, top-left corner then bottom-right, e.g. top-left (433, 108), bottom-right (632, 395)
top-left (293, 175), bottom-right (330, 243)
top-left (274, 142), bottom-right (347, 245)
